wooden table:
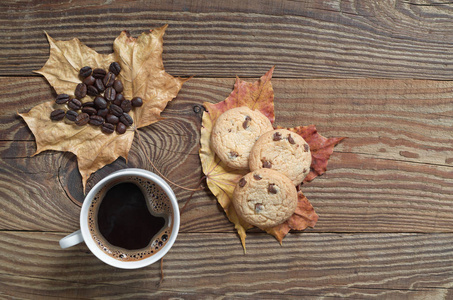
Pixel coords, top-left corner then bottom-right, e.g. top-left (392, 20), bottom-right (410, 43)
top-left (2, 1), bottom-right (453, 298)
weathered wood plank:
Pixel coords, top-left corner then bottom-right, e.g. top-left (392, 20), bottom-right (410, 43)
top-left (2, 0), bottom-right (453, 79)
top-left (5, 77), bottom-right (453, 166)
top-left (1, 231), bottom-right (453, 298)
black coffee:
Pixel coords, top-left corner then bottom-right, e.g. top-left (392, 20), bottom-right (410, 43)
top-left (88, 176), bottom-right (173, 261)
top-left (97, 182), bottom-right (165, 250)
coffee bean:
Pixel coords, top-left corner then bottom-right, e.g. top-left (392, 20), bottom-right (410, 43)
top-left (116, 122), bottom-right (126, 134)
top-left (288, 134), bottom-right (295, 144)
top-left (131, 97), bottom-right (143, 107)
top-left (253, 174), bottom-right (262, 180)
top-left (79, 66), bottom-right (92, 78)
top-left (113, 80), bottom-right (123, 93)
top-left (239, 178), bottom-right (247, 187)
top-left (268, 183), bottom-right (278, 194)
top-left (89, 115), bottom-right (104, 126)
top-left (55, 94), bottom-right (70, 104)
top-left (119, 113), bottom-right (133, 127)
top-left (97, 108), bottom-right (109, 118)
top-left (50, 109), bottom-right (65, 121)
top-left (273, 132), bottom-right (282, 141)
top-left (109, 62), bottom-right (121, 75)
top-left (104, 87), bottom-right (116, 102)
top-left (262, 160), bottom-right (272, 168)
top-left (105, 114), bottom-right (119, 124)
top-left (94, 79), bottom-right (105, 93)
top-left (304, 144), bottom-right (309, 152)
top-left (83, 75), bottom-right (95, 86)
top-left (68, 98), bottom-right (82, 110)
top-left (93, 68), bottom-right (107, 79)
top-left (103, 72), bottom-right (115, 87)
top-left (65, 110), bottom-right (78, 121)
top-left (87, 85), bottom-right (99, 96)
top-left (120, 99), bottom-right (132, 112)
top-left (94, 96), bottom-right (107, 109)
top-left (101, 122), bottom-right (115, 134)
top-left (82, 101), bottom-right (95, 107)
top-left (75, 112), bottom-right (89, 126)
top-left (109, 104), bottom-right (123, 117)
top-left (82, 106), bottom-right (97, 115)
top-left (113, 94), bottom-right (124, 105)
top-left (74, 83), bottom-right (87, 99)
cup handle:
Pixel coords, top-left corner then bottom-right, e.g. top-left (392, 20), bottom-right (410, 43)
top-left (59, 230), bottom-right (83, 249)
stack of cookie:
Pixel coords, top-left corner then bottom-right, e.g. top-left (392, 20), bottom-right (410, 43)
top-left (211, 106), bottom-right (312, 228)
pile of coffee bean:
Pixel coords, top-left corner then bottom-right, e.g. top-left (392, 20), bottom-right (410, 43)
top-left (50, 62), bottom-right (143, 134)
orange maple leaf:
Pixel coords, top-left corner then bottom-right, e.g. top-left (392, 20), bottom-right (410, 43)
top-left (199, 68), bottom-right (344, 250)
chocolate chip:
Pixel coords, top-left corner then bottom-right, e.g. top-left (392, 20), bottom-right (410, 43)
top-left (229, 151), bottom-right (239, 158)
top-left (288, 134), bottom-right (295, 144)
top-left (273, 132), bottom-right (282, 141)
top-left (239, 178), bottom-right (247, 187)
top-left (303, 168), bottom-right (308, 174)
top-left (253, 174), bottom-right (262, 180)
top-left (304, 144), bottom-right (309, 152)
top-left (262, 160), bottom-right (272, 168)
top-left (268, 183), bottom-right (278, 194)
top-left (255, 203), bottom-right (263, 213)
top-left (242, 116), bottom-right (251, 129)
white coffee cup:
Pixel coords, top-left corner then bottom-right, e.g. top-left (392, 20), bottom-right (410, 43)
top-left (59, 168), bottom-right (180, 269)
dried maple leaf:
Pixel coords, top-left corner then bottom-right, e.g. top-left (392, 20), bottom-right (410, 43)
top-left (278, 125), bottom-right (346, 182)
top-left (265, 192), bottom-right (318, 244)
top-left (20, 25), bottom-right (188, 191)
top-left (199, 68), bottom-right (343, 250)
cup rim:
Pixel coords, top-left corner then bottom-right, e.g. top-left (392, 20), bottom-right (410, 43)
top-left (80, 168), bottom-right (180, 269)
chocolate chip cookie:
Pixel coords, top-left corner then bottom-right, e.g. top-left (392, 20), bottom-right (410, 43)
top-left (232, 169), bottom-right (298, 228)
top-left (249, 129), bottom-right (312, 185)
top-left (211, 106), bottom-right (273, 169)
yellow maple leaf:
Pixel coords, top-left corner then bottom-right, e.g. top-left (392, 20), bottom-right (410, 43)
top-left (20, 25), bottom-right (188, 191)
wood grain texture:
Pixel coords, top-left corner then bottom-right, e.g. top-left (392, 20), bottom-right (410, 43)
top-left (1, 77), bottom-right (452, 234)
top-left (2, 0), bottom-right (453, 79)
top-left (2, 231), bottom-right (453, 298)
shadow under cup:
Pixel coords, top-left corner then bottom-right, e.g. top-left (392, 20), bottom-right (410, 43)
top-left (80, 169), bottom-right (179, 269)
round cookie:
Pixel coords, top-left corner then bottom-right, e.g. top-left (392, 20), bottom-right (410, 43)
top-left (249, 129), bottom-right (312, 186)
top-left (211, 106), bottom-right (273, 169)
top-left (232, 169), bottom-right (298, 228)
